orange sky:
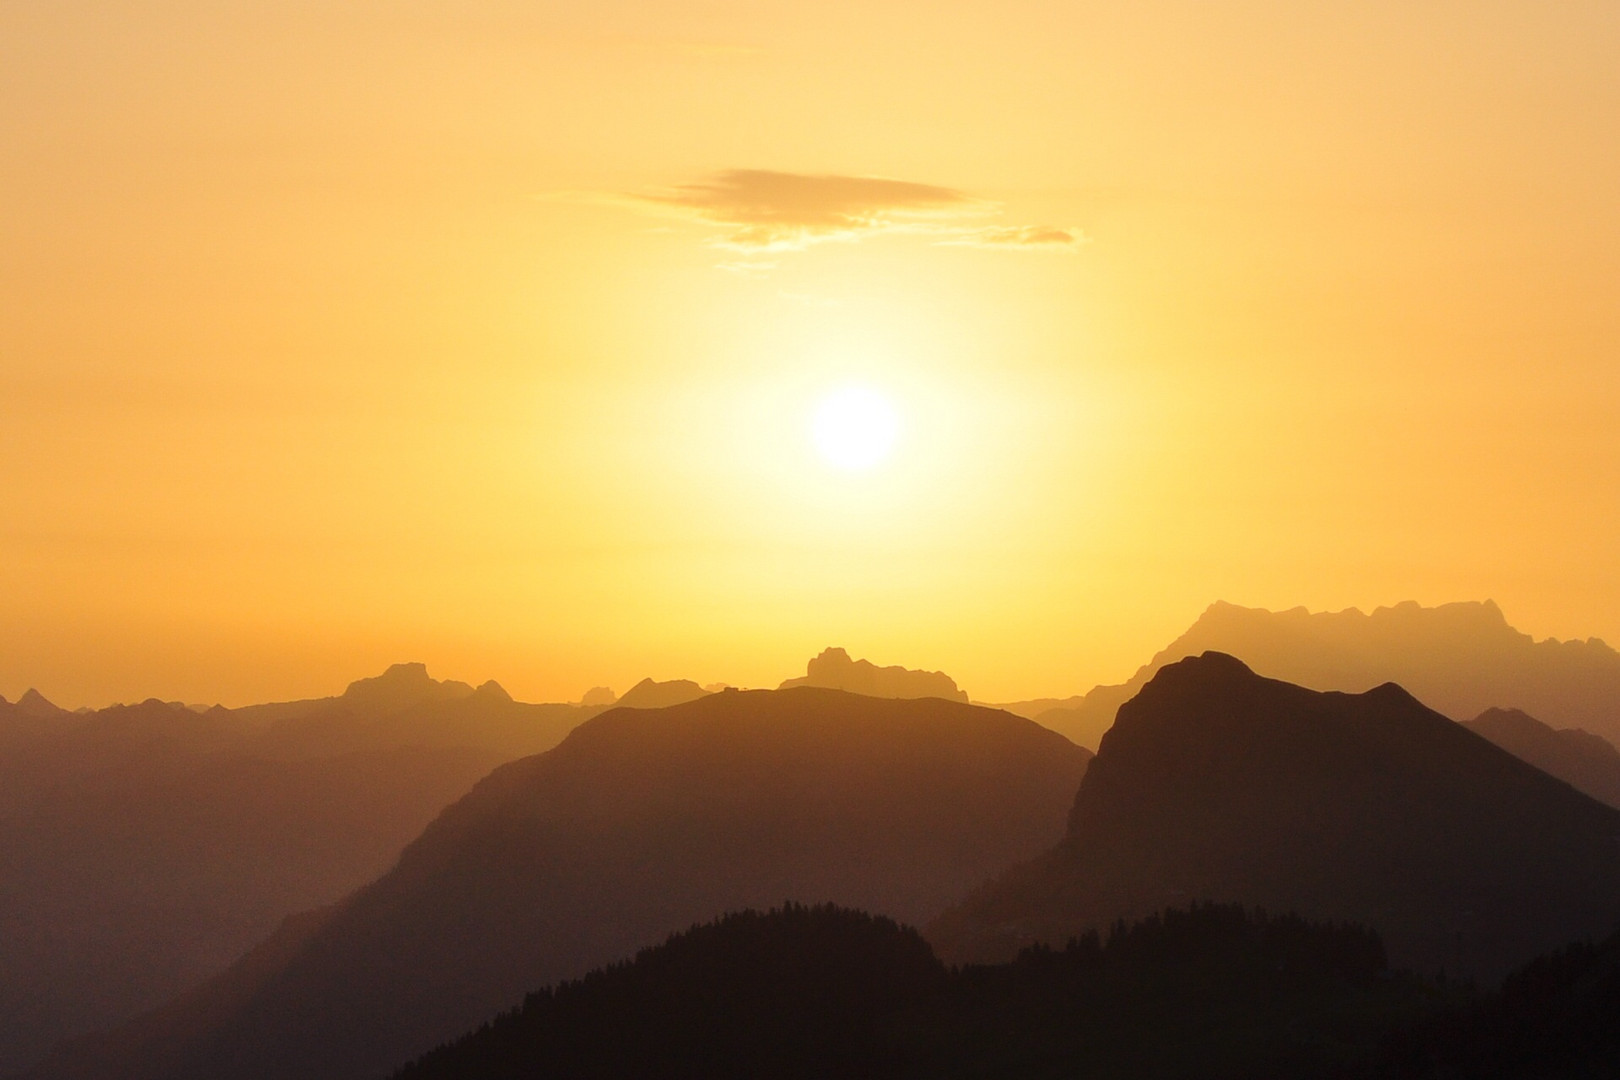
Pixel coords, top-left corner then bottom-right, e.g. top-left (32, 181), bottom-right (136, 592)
top-left (3, 1), bottom-right (1618, 708)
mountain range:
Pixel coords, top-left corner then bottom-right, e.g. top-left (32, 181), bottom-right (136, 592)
top-left (930, 652), bottom-right (1620, 981)
top-left (13, 605), bottom-right (1620, 1077)
top-left (779, 647), bottom-right (969, 701)
top-left (0, 665), bottom-right (598, 1076)
top-left (998, 599), bottom-right (1620, 750)
top-left (27, 688), bottom-right (1088, 1080)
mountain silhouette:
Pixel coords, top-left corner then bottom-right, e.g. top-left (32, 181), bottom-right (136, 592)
top-left (33, 688), bottom-right (1089, 1080)
top-left (1463, 707), bottom-right (1620, 810)
top-left (928, 653), bottom-right (1620, 981)
top-left (575, 686), bottom-right (617, 707)
top-left (12, 688), bottom-right (68, 718)
top-left (389, 902), bottom-right (1430, 1080)
top-left (1015, 600), bottom-right (1620, 749)
top-left (612, 677), bottom-right (710, 709)
top-left (779, 647), bottom-right (969, 702)
top-left (338, 662), bottom-right (476, 713)
top-left (0, 667), bottom-right (601, 1076)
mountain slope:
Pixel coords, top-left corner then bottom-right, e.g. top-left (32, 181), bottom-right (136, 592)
top-left (1463, 707), bottom-right (1620, 810)
top-left (0, 667), bottom-right (596, 1076)
top-left (43, 687), bottom-right (1088, 1080)
top-left (928, 653), bottom-right (1620, 981)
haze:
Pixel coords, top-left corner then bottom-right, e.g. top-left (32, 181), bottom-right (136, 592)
top-left (4, 1), bottom-right (1619, 708)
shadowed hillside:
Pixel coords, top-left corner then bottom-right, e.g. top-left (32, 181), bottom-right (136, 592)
top-left (0, 666), bottom-right (597, 1076)
top-left (1373, 925), bottom-right (1620, 1078)
top-left (1015, 600), bottom-right (1620, 750)
top-left (30, 688), bottom-right (1088, 1080)
top-left (1463, 707), bottom-right (1620, 810)
top-left (779, 647), bottom-right (968, 702)
top-left (391, 902), bottom-right (1436, 1080)
top-left (929, 653), bottom-right (1620, 981)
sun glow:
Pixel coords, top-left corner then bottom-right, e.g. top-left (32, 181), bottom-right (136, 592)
top-left (811, 385), bottom-right (900, 470)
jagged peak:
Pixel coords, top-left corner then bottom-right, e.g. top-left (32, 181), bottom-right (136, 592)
top-left (341, 662), bottom-right (477, 709)
top-left (780, 647), bottom-right (968, 703)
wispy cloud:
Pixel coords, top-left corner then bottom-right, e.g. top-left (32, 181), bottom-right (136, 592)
top-left (941, 224), bottom-right (1087, 250)
top-left (644, 170), bottom-right (979, 251)
top-left (616, 169), bottom-right (1082, 258)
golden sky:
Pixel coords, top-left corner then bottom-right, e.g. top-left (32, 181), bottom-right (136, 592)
top-left (3, 1), bottom-right (1618, 708)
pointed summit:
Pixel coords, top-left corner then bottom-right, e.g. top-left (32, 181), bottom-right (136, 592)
top-left (16, 688), bottom-right (64, 717)
top-left (472, 680), bottom-right (512, 703)
top-left (779, 647), bottom-right (968, 702)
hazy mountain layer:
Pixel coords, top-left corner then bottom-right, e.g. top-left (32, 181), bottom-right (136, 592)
top-left (1022, 599), bottom-right (1620, 749)
top-left (928, 652), bottom-right (1620, 981)
top-left (779, 647), bottom-right (969, 702)
top-left (610, 677), bottom-right (711, 709)
top-left (1463, 707), bottom-right (1620, 810)
top-left (34, 688), bottom-right (1088, 1080)
top-left (0, 666), bottom-right (596, 1076)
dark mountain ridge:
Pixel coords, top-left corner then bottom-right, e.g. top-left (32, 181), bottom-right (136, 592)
top-left (929, 652), bottom-right (1620, 981)
top-left (31, 687), bottom-right (1089, 1080)
top-left (1016, 600), bottom-right (1620, 750)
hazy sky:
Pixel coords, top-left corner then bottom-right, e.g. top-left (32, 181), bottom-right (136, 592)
top-left (4, 1), bottom-right (1618, 707)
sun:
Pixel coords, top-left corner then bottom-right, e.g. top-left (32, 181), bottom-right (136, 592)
top-left (811, 385), bottom-right (900, 470)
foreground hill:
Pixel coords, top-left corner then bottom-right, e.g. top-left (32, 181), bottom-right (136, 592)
top-left (1376, 925), bottom-right (1620, 1078)
top-left (0, 666), bottom-right (596, 1076)
top-left (779, 647), bottom-right (969, 702)
top-left (1021, 600), bottom-right (1620, 750)
top-left (393, 902), bottom-right (1433, 1080)
top-left (929, 653), bottom-right (1620, 981)
top-left (1463, 707), bottom-right (1620, 810)
top-left (32, 688), bottom-right (1088, 1080)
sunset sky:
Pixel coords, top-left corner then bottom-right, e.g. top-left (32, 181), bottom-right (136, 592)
top-left (4, 1), bottom-right (1618, 708)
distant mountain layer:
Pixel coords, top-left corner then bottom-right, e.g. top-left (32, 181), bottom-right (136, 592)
top-left (929, 652), bottom-right (1620, 981)
top-left (612, 677), bottom-right (710, 709)
top-left (392, 902), bottom-right (1430, 1080)
top-left (0, 665), bottom-right (599, 1077)
top-left (779, 647), bottom-right (968, 702)
top-left (1464, 707), bottom-right (1620, 810)
top-left (1022, 599), bottom-right (1620, 749)
top-left (33, 688), bottom-right (1088, 1080)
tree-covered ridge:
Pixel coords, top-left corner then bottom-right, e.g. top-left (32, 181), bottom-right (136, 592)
top-left (393, 902), bottom-right (1443, 1080)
